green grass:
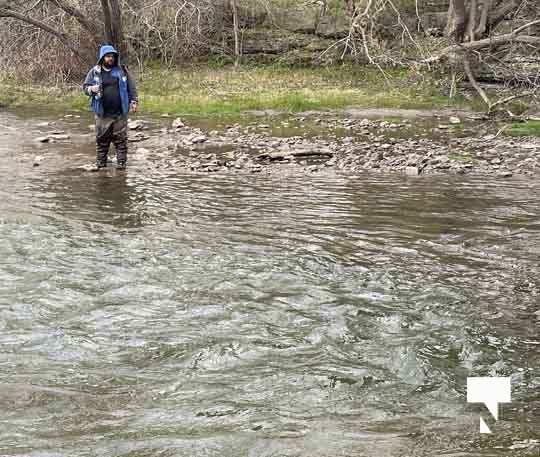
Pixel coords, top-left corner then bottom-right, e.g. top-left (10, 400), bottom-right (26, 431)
top-left (448, 152), bottom-right (474, 162)
top-left (0, 64), bottom-right (480, 118)
top-left (134, 64), bottom-right (476, 116)
top-left (504, 120), bottom-right (540, 137)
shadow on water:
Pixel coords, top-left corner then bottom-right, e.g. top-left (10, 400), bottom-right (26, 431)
top-left (0, 110), bottom-right (539, 457)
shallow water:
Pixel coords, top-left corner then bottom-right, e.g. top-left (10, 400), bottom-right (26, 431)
top-left (0, 110), bottom-right (539, 457)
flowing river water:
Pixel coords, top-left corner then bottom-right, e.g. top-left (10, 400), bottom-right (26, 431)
top-left (0, 110), bottom-right (539, 457)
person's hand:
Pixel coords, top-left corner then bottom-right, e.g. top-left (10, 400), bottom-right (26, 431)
top-left (130, 101), bottom-right (139, 113)
top-left (89, 85), bottom-right (100, 94)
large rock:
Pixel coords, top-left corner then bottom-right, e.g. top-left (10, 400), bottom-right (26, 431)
top-left (316, 14), bottom-right (351, 38)
top-left (271, 7), bottom-right (320, 34)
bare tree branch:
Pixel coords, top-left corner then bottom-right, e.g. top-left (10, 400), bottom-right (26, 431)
top-left (0, 6), bottom-right (83, 60)
top-left (49, 0), bottom-right (102, 42)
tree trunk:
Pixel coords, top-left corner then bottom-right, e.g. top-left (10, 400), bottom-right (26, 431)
top-left (100, 0), bottom-right (114, 44)
top-left (98, 0), bottom-right (127, 61)
top-left (109, 0), bottom-right (127, 60)
top-left (446, 0), bottom-right (522, 43)
top-left (446, 0), bottom-right (467, 42)
top-left (231, 0), bottom-right (240, 67)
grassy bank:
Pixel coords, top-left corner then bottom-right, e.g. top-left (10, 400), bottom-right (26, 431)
top-left (505, 120), bottom-right (540, 137)
top-left (0, 64), bottom-right (473, 117)
top-left (1, 64), bottom-right (538, 137)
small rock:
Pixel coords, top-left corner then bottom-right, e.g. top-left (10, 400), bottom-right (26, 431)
top-left (33, 155), bottom-right (44, 166)
top-left (52, 134), bottom-right (70, 140)
top-left (36, 122), bottom-right (51, 127)
top-left (128, 120), bottom-right (145, 130)
top-left (449, 116), bottom-right (461, 124)
top-left (35, 137), bottom-right (50, 143)
top-left (405, 166), bottom-right (421, 176)
top-left (172, 118), bottom-right (185, 129)
top-left (128, 132), bottom-right (150, 142)
top-left (191, 135), bottom-right (207, 144)
top-left (497, 171), bottom-right (513, 178)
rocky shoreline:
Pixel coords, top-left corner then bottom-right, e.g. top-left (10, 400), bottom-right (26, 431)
top-left (108, 114), bottom-right (540, 178)
top-left (28, 111), bottom-right (540, 178)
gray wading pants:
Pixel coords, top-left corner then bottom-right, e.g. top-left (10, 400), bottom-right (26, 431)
top-left (95, 114), bottom-right (128, 166)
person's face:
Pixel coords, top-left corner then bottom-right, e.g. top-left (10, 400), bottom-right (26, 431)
top-left (103, 53), bottom-right (115, 67)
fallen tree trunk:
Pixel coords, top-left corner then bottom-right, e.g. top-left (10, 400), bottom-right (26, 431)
top-left (257, 149), bottom-right (334, 161)
top-left (425, 20), bottom-right (540, 63)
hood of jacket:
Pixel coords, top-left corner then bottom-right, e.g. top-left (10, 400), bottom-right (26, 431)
top-left (97, 45), bottom-right (120, 66)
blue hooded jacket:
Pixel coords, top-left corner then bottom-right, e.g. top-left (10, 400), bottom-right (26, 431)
top-left (83, 45), bottom-right (138, 117)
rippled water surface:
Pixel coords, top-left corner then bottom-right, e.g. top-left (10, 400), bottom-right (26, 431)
top-left (1, 110), bottom-right (539, 457)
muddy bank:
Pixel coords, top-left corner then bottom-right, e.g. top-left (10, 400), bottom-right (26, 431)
top-left (13, 108), bottom-right (540, 178)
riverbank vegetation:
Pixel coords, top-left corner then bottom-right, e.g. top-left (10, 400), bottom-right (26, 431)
top-left (0, 64), bottom-right (477, 115)
top-left (0, 0), bottom-right (538, 118)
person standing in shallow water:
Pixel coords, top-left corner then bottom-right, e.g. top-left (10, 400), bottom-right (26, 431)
top-left (83, 45), bottom-right (139, 170)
